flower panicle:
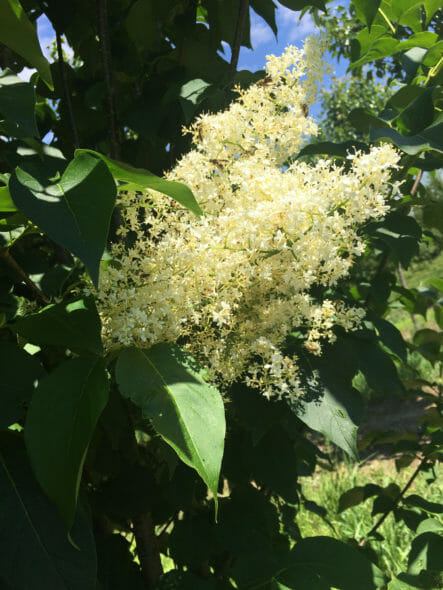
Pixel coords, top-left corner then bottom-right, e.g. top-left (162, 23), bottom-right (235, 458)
top-left (95, 37), bottom-right (400, 401)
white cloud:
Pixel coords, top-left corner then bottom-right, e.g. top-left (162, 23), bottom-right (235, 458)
top-left (250, 14), bottom-right (274, 47)
top-left (276, 3), bottom-right (316, 42)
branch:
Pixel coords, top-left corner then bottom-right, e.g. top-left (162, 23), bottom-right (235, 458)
top-left (410, 168), bottom-right (423, 197)
top-left (228, 0), bottom-right (249, 85)
top-left (132, 513), bottom-right (163, 589)
top-left (0, 247), bottom-right (49, 305)
top-left (127, 413), bottom-right (163, 589)
top-left (96, 0), bottom-right (120, 159)
top-left (56, 32), bottom-right (79, 149)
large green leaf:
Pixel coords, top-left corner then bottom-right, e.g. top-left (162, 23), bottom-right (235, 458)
top-left (24, 357), bottom-right (110, 528)
top-left (349, 107), bottom-right (389, 134)
top-left (408, 532), bottom-right (443, 574)
top-left (293, 380), bottom-right (362, 460)
top-left (116, 345), bottom-right (225, 513)
top-left (277, 537), bottom-right (385, 590)
top-left (291, 343), bottom-right (363, 459)
top-left (423, 0), bottom-right (442, 24)
top-left (371, 212), bottom-right (422, 269)
top-left (179, 78), bottom-right (211, 123)
top-left (297, 140), bottom-right (369, 159)
top-left (0, 0), bottom-right (53, 89)
top-left (350, 25), bottom-right (399, 70)
top-left (9, 151), bottom-right (117, 286)
top-left (351, 336), bottom-right (403, 395)
top-left (0, 340), bottom-right (44, 429)
top-left (352, 0), bottom-right (381, 28)
top-left (0, 439), bottom-right (96, 590)
top-left (382, 0), bottom-right (424, 32)
top-left (250, 0), bottom-right (278, 36)
top-left (395, 87), bottom-right (435, 136)
top-left (278, 0), bottom-right (326, 10)
top-left (0, 185), bottom-right (16, 211)
top-left (0, 69), bottom-right (39, 138)
top-left (371, 114), bottom-right (443, 155)
top-left (76, 149), bottom-right (203, 216)
top-left (125, 0), bottom-right (157, 51)
top-left (13, 297), bottom-right (103, 356)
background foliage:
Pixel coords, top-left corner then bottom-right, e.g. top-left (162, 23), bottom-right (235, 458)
top-left (0, 1), bottom-right (442, 589)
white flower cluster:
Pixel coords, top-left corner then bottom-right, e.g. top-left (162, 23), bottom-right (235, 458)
top-left (95, 37), bottom-right (400, 400)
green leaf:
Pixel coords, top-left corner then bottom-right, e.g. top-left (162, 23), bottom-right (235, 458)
top-left (371, 114), bottom-right (443, 155)
top-left (413, 329), bottom-right (443, 363)
top-left (0, 0), bottom-right (53, 89)
top-left (0, 185), bottom-right (16, 211)
top-left (408, 532), bottom-right (443, 574)
top-left (294, 386), bottom-right (361, 459)
top-left (388, 85), bottom-right (424, 110)
top-left (0, 340), bottom-right (44, 429)
top-left (251, 0), bottom-right (278, 36)
top-left (387, 578), bottom-right (419, 589)
top-left (350, 26), bottom-right (399, 70)
top-left (13, 297), bottom-right (103, 356)
top-left (125, 0), bottom-right (156, 51)
top-left (351, 336), bottom-right (403, 395)
top-left (24, 357), bottom-right (110, 528)
top-left (397, 31), bottom-right (439, 52)
top-left (9, 151), bottom-right (117, 286)
top-left (352, 0), bottom-right (381, 28)
top-left (278, 536), bottom-right (385, 590)
top-left (278, 0), bottom-right (326, 10)
top-left (383, 0), bottom-right (424, 32)
top-left (0, 439), bottom-right (96, 590)
top-left (76, 149), bottom-right (203, 216)
top-left (417, 518), bottom-right (443, 535)
top-left (291, 342), bottom-right (363, 459)
top-left (179, 78), bottom-right (211, 123)
top-left (349, 107), bottom-right (389, 134)
top-left (0, 69), bottom-right (39, 138)
top-left (297, 140), bottom-right (369, 159)
top-left (215, 486), bottom-right (282, 586)
top-left (116, 345), bottom-right (225, 514)
top-left (372, 212), bottom-right (422, 269)
top-left (371, 315), bottom-right (407, 362)
top-left (338, 484), bottom-right (381, 513)
top-left (426, 278), bottom-right (443, 292)
top-left (404, 495), bottom-right (443, 515)
top-left (395, 88), bottom-right (435, 136)
top-left (423, 0), bottom-right (442, 24)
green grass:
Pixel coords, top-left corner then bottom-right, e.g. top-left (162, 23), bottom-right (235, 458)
top-left (296, 459), bottom-right (443, 579)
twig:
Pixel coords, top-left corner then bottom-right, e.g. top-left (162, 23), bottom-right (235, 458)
top-left (127, 414), bottom-right (163, 589)
top-left (0, 247), bottom-right (49, 305)
top-left (96, 0), bottom-right (120, 159)
top-left (364, 456), bottom-right (426, 540)
top-left (56, 32), bottom-right (79, 149)
top-left (410, 168), bottom-right (423, 198)
top-left (132, 514), bottom-right (163, 589)
top-left (228, 0), bottom-right (249, 85)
